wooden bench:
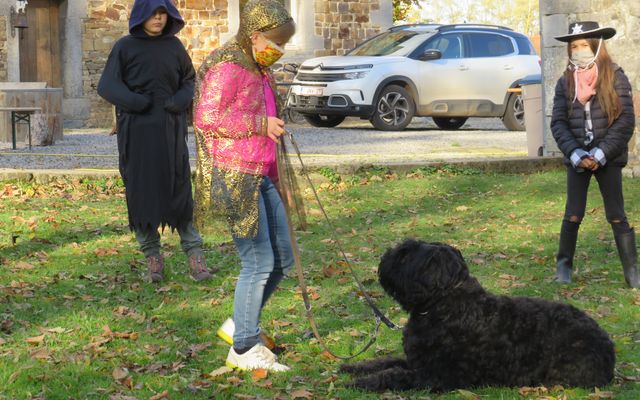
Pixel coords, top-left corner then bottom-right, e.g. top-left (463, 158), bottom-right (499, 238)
top-left (0, 107), bottom-right (42, 150)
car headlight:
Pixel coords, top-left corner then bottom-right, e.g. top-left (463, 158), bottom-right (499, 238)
top-left (342, 71), bottom-right (369, 80)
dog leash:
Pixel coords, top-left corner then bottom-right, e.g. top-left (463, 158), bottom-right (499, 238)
top-left (278, 129), bottom-right (402, 360)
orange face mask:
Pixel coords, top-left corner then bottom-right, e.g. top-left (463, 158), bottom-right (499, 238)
top-left (253, 38), bottom-right (285, 67)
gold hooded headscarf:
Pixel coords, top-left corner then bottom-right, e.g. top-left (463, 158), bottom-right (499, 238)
top-left (193, 0), bottom-right (296, 238)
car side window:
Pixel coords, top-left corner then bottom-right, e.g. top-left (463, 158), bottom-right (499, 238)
top-left (514, 36), bottom-right (535, 55)
top-left (466, 33), bottom-right (514, 58)
top-left (422, 34), bottom-right (464, 59)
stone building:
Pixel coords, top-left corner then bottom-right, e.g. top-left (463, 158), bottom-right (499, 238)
top-left (540, 0), bottom-right (640, 175)
top-left (0, 0), bottom-right (392, 129)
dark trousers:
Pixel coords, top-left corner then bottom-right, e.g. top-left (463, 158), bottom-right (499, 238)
top-left (564, 165), bottom-right (629, 231)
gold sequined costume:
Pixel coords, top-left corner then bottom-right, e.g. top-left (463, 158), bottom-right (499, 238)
top-left (193, 0), bottom-right (295, 238)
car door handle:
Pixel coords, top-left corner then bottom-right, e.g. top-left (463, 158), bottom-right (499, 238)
top-left (503, 64), bottom-right (514, 70)
top-left (458, 65), bottom-right (469, 71)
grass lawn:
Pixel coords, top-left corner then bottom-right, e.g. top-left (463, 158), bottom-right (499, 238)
top-left (0, 167), bottom-right (639, 400)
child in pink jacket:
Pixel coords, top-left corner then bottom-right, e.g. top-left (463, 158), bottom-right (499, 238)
top-left (193, 0), bottom-right (295, 372)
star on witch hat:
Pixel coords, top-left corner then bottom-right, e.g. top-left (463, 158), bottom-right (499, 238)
top-left (554, 21), bottom-right (616, 42)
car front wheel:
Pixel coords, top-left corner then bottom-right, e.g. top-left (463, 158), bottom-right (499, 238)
top-left (432, 117), bottom-right (468, 130)
top-left (502, 92), bottom-right (525, 131)
top-left (303, 114), bottom-right (346, 128)
top-left (370, 85), bottom-right (415, 131)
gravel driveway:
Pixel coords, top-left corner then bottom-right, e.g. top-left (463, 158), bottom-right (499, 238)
top-left (0, 117), bottom-right (527, 170)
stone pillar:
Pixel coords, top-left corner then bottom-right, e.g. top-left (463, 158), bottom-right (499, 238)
top-left (540, 0), bottom-right (640, 175)
top-left (0, 16), bottom-right (6, 82)
top-left (61, 0), bottom-right (89, 128)
top-left (0, 0), bottom-right (20, 81)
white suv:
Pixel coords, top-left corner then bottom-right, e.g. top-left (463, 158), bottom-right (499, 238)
top-left (288, 24), bottom-right (540, 131)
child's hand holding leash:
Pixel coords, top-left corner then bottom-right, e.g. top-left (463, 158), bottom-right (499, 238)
top-left (267, 116), bottom-right (285, 143)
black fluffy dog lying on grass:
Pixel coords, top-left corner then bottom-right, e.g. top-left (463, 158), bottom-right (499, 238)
top-left (340, 239), bottom-right (615, 392)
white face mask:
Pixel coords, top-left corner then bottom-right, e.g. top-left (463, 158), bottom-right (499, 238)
top-left (570, 49), bottom-right (595, 68)
top-left (569, 38), bottom-right (602, 69)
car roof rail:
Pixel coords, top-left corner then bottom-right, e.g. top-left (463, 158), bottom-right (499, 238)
top-left (389, 23), bottom-right (441, 32)
top-left (438, 24), bottom-right (513, 32)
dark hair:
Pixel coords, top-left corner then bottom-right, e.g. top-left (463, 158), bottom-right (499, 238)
top-left (564, 38), bottom-right (621, 126)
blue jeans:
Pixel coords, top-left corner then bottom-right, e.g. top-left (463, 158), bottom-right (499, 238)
top-left (232, 177), bottom-right (294, 349)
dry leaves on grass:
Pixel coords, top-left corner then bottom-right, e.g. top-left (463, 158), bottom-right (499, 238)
top-left (149, 391), bottom-right (169, 400)
top-left (112, 366), bottom-right (133, 389)
top-left (289, 389), bottom-right (313, 399)
top-left (295, 286), bottom-right (320, 300)
top-left (13, 261), bottom-right (36, 271)
top-left (94, 248), bottom-right (119, 257)
top-left (587, 388), bottom-right (615, 399)
top-left (519, 386), bottom-right (548, 396)
top-left (29, 347), bottom-right (51, 360)
top-left (25, 335), bottom-right (45, 345)
top-left (251, 368), bottom-right (268, 381)
top-left (207, 366), bottom-right (233, 378)
top-left (456, 389), bottom-right (480, 400)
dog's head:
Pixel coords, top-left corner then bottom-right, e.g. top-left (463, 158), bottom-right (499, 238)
top-left (378, 239), bottom-right (470, 311)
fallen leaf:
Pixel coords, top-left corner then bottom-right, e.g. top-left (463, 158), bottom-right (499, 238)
top-left (94, 248), bottom-right (119, 256)
top-left (227, 376), bottom-right (243, 385)
top-left (26, 335), bottom-right (45, 345)
top-left (120, 376), bottom-right (133, 389)
top-left (320, 350), bottom-right (337, 361)
top-left (149, 391), bottom-right (169, 400)
top-left (233, 395), bottom-right (257, 400)
top-left (271, 320), bottom-right (292, 327)
top-left (251, 368), bottom-right (268, 381)
top-left (290, 389), bottom-right (313, 399)
top-left (8, 370), bottom-right (20, 383)
top-left (519, 386), bottom-right (548, 396)
top-left (112, 367), bottom-right (129, 381)
top-left (29, 347), bottom-right (50, 360)
top-left (207, 366), bottom-right (233, 378)
top-left (457, 389), bottom-right (480, 400)
top-left (588, 388), bottom-right (615, 399)
top-left (322, 265), bottom-right (340, 278)
top-left (14, 261), bottom-right (35, 270)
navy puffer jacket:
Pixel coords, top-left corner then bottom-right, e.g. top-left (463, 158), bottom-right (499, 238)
top-left (551, 65), bottom-right (635, 167)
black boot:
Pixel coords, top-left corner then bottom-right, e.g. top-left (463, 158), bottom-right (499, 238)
top-left (613, 229), bottom-right (640, 288)
top-left (555, 221), bottom-right (578, 284)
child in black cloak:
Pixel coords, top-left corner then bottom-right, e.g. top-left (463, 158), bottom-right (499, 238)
top-left (98, 0), bottom-right (215, 283)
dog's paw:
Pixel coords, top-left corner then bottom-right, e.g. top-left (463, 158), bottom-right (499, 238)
top-left (338, 363), bottom-right (359, 375)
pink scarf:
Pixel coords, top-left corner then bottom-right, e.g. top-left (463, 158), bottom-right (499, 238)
top-left (573, 64), bottom-right (598, 105)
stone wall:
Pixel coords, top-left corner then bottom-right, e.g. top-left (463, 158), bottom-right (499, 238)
top-left (314, 0), bottom-right (384, 56)
top-left (82, 1), bottom-right (129, 128)
top-left (83, 0), bottom-right (229, 128)
top-left (0, 17), bottom-right (6, 82)
top-left (540, 0), bottom-right (640, 175)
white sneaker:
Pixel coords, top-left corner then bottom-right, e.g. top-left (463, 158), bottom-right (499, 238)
top-left (226, 343), bottom-right (290, 372)
top-left (217, 318), bottom-right (276, 350)
top-left (217, 318), bottom-right (235, 346)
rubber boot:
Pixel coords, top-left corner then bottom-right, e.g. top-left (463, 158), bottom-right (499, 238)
top-left (613, 229), bottom-right (640, 288)
top-left (555, 221), bottom-right (578, 284)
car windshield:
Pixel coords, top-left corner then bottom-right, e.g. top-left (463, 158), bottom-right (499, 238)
top-left (348, 30), bottom-right (433, 56)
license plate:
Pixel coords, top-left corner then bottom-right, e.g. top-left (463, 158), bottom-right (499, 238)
top-left (293, 86), bottom-right (323, 96)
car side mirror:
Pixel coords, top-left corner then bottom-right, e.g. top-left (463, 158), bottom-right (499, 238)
top-left (419, 49), bottom-right (442, 61)
top-left (283, 63), bottom-right (299, 74)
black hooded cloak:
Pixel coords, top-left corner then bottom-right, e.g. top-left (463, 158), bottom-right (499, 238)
top-left (98, 0), bottom-right (195, 231)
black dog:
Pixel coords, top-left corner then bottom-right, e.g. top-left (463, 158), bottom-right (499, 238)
top-left (340, 239), bottom-right (615, 392)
